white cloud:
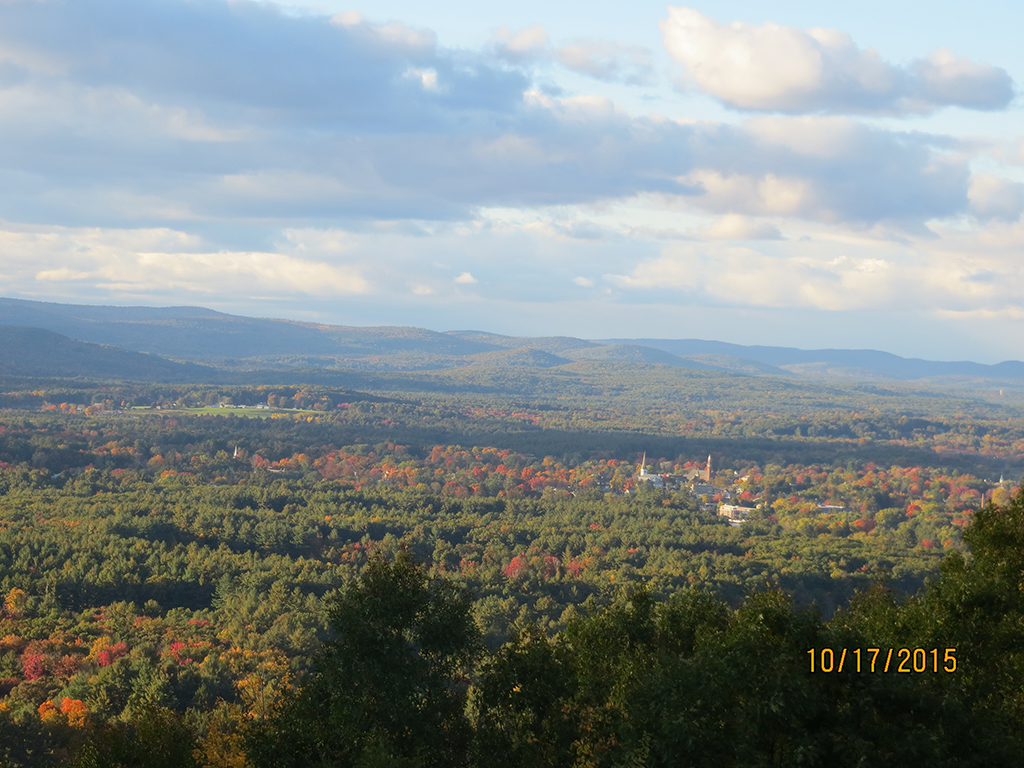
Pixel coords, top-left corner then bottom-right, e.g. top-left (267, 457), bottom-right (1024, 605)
top-left (702, 215), bottom-right (782, 240)
top-left (35, 268), bottom-right (93, 282)
top-left (493, 23), bottom-right (654, 84)
top-left (913, 49), bottom-right (1015, 110)
top-left (331, 14), bottom-right (437, 52)
top-left (281, 228), bottom-right (353, 254)
top-left (968, 174), bottom-right (1024, 221)
top-left (573, 276), bottom-right (594, 287)
top-left (330, 11), bottom-right (362, 27)
top-left (660, 7), bottom-right (1014, 115)
top-left (743, 115), bottom-right (863, 158)
top-left (614, 244), bottom-right (903, 311)
top-left (555, 42), bottom-right (654, 85)
top-left (404, 68), bottom-right (439, 91)
top-left (1, 224), bottom-right (369, 298)
top-left (609, 210), bottom-right (1024, 320)
top-left (679, 116), bottom-right (971, 227)
top-left (128, 251), bottom-right (369, 295)
top-left (492, 24), bottom-right (549, 62)
top-left (683, 171), bottom-right (814, 217)
top-left (454, 271), bottom-right (477, 284)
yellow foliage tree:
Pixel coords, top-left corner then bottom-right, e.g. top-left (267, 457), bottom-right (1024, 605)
top-left (193, 702), bottom-right (248, 768)
top-left (3, 587), bottom-right (26, 618)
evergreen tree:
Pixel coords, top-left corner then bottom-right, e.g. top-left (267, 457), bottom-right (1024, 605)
top-left (247, 548), bottom-right (479, 768)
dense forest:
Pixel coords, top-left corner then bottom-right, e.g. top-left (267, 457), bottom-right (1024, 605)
top-left (0, 379), bottom-right (1022, 765)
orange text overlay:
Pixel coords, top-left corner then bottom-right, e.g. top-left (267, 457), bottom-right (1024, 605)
top-left (807, 648), bottom-right (958, 673)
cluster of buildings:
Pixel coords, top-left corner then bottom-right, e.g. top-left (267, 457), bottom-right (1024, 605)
top-left (636, 453), bottom-right (757, 526)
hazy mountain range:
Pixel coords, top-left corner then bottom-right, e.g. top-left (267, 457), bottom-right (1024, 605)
top-left (0, 297), bottom-right (1020, 384)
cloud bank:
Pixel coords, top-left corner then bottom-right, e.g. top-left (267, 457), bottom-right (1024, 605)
top-left (0, 0), bottom-right (977, 232)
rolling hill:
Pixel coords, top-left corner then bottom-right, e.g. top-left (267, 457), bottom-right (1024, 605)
top-left (600, 338), bottom-right (1024, 381)
top-left (0, 326), bottom-right (217, 381)
top-left (1, 297), bottom-right (1023, 384)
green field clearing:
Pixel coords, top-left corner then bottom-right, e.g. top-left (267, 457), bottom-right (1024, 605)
top-left (139, 406), bottom-right (322, 418)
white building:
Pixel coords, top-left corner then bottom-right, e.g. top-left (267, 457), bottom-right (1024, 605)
top-left (637, 452), bottom-right (665, 487)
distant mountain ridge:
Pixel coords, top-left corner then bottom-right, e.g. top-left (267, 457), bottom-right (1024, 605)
top-left (601, 338), bottom-right (1024, 381)
top-left (0, 326), bottom-right (217, 381)
top-left (0, 297), bottom-right (1021, 384)
top-left (0, 298), bottom-right (498, 362)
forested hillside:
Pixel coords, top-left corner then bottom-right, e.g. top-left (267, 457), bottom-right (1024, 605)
top-left (0, 380), bottom-right (1021, 765)
top-left (0, 327), bottom-right (216, 382)
top-left (4, 0), bottom-right (1024, 761)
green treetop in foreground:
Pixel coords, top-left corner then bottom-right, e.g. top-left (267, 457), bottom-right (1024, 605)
top-left (246, 549), bottom-right (479, 768)
top-left (246, 492), bottom-right (1024, 768)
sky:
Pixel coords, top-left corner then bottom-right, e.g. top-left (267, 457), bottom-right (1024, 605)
top-left (2, 0), bottom-right (1024, 362)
